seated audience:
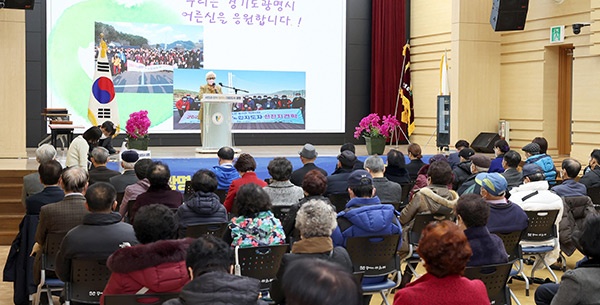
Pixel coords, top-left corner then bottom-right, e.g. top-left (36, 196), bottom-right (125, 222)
top-left (22, 144), bottom-right (57, 207)
top-left (55, 182), bottom-right (138, 283)
top-left (131, 161), bottom-right (183, 222)
top-left (332, 143), bottom-right (364, 174)
top-left (177, 169), bottom-right (227, 236)
top-left (101, 204), bottom-right (192, 304)
top-left (109, 150), bottom-right (139, 193)
top-left (457, 154), bottom-right (490, 195)
top-left (552, 158), bottom-right (587, 197)
top-left (476, 173), bottom-right (528, 234)
top-left (290, 143), bottom-right (328, 186)
top-left (410, 154), bottom-right (449, 197)
top-left (223, 153), bottom-right (267, 212)
top-left (452, 148), bottom-right (474, 190)
top-left (582, 149), bottom-right (599, 176)
top-left (325, 150), bottom-right (357, 195)
top-left (406, 143), bottom-right (426, 180)
top-left (263, 157), bottom-right (304, 206)
top-left (282, 259), bottom-right (362, 305)
top-left (456, 194), bottom-right (508, 266)
top-left (534, 215), bottom-right (600, 305)
top-left (226, 183), bottom-right (285, 248)
top-left (163, 235), bottom-right (267, 305)
top-left (364, 155), bottom-right (402, 204)
top-left (393, 221), bottom-right (490, 305)
top-left (448, 139), bottom-right (470, 170)
top-left (501, 150), bottom-right (523, 190)
top-left (384, 149), bottom-right (411, 185)
top-left (211, 146), bottom-right (240, 190)
top-left (120, 158), bottom-right (153, 216)
top-left (88, 147), bottom-right (120, 184)
top-left (489, 139), bottom-right (510, 173)
top-left (522, 139), bottom-right (557, 185)
top-left (25, 160), bottom-right (64, 215)
top-left (579, 149), bottom-right (600, 189)
top-left (270, 199), bottom-right (353, 303)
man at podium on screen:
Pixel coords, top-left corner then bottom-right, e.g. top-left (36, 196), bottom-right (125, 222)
top-left (198, 71), bottom-right (223, 133)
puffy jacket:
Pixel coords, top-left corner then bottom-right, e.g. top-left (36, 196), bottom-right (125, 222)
top-left (100, 238), bottom-right (194, 305)
top-left (452, 161), bottom-right (471, 190)
top-left (211, 164), bottom-right (240, 190)
top-left (559, 196), bottom-right (597, 256)
top-left (177, 191), bottom-right (228, 236)
top-left (526, 154), bottom-right (557, 184)
top-left (229, 211), bottom-right (286, 248)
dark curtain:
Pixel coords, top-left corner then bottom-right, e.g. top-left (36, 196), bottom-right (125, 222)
top-left (371, 0), bottom-right (408, 140)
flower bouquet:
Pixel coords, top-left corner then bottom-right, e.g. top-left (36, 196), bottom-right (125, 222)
top-left (125, 110), bottom-right (151, 150)
top-left (354, 113), bottom-right (401, 154)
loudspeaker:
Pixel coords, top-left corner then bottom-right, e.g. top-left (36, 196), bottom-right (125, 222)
top-left (472, 132), bottom-right (501, 153)
top-left (1, 0), bottom-right (34, 10)
top-left (490, 0), bottom-right (528, 31)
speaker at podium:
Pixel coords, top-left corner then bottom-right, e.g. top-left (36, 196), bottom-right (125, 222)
top-left (195, 94), bottom-right (242, 154)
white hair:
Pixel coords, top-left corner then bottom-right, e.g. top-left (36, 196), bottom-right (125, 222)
top-left (205, 71), bottom-right (216, 79)
top-left (36, 144), bottom-right (57, 163)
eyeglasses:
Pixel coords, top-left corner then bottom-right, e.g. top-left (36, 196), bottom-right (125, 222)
top-left (207, 77), bottom-right (216, 80)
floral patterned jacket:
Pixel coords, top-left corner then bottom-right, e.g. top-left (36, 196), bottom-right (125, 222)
top-left (230, 211), bottom-right (286, 248)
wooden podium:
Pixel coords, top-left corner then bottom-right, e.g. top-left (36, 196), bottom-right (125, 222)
top-left (195, 94), bottom-right (242, 154)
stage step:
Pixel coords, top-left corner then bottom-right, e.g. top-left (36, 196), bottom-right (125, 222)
top-left (0, 169), bottom-right (34, 245)
top-left (0, 183), bottom-right (23, 200)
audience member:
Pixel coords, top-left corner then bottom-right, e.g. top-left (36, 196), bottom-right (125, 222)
top-left (263, 157), bottom-right (304, 206)
top-left (25, 160), bottom-right (64, 215)
top-left (55, 182), bottom-right (138, 282)
top-left (66, 126), bottom-right (102, 169)
top-left (393, 221), bottom-right (490, 305)
top-left (226, 184), bottom-right (285, 248)
top-left (579, 149), bottom-right (600, 189)
top-left (410, 154), bottom-right (449, 197)
top-left (325, 150), bottom-right (357, 195)
top-left (270, 199), bottom-right (353, 303)
top-left (501, 150), bottom-right (523, 190)
top-left (130, 161), bottom-right (183, 222)
top-left (457, 154), bottom-right (491, 195)
top-left (223, 153), bottom-right (267, 212)
top-left (448, 139), bottom-right (470, 169)
top-left (109, 150), bottom-right (139, 193)
top-left (534, 215), bottom-right (600, 305)
top-left (290, 144), bottom-right (328, 186)
top-left (582, 149), bottom-right (599, 176)
top-left (332, 142), bottom-right (364, 173)
top-left (101, 205), bottom-right (192, 304)
top-left (163, 235), bottom-right (267, 305)
top-left (22, 144), bottom-right (56, 207)
top-left (120, 159), bottom-right (153, 216)
top-left (489, 139), bottom-right (510, 173)
top-left (452, 148), bottom-right (474, 190)
top-left (406, 143), bottom-right (425, 180)
top-left (98, 120), bottom-right (117, 155)
top-left (476, 172), bottom-right (528, 234)
top-left (282, 259), bottom-right (361, 305)
top-left (456, 194), bottom-right (508, 266)
top-left (364, 155), bottom-right (402, 204)
top-left (552, 158), bottom-right (587, 197)
top-left (384, 149), bottom-right (411, 185)
top-left (31, 166), bottom-right (90, 285)
top-left (88, 147), bottom-right (120, 185)
top-left (522, 140), bottom-right (557, 184)
top-left (211, 146), bottom-right (240, 190)
top-left (177, 169), bottom-right (227, 236)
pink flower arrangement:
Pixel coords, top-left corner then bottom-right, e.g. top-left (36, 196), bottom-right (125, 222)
top-left (125, 110), bottom-right (151, 139)
top-left (354, 113), bottom-right (401, 139)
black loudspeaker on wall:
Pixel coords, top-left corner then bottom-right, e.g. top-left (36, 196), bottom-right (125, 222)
top-left (490, 0), bottom-right (529, 31)
top-left (1, 0), bottom-right (34, 10)
top-left (472, 133), bottom-right (501, 153)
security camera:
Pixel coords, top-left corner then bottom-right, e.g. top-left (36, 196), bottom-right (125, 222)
top-left (572, 23), bottom-right (591, 35)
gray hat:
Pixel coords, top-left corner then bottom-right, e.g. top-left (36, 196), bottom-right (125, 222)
top-left (522, 143), bottom-right (541, 154)
top-left (470, 154), bottom-right (491, 168)
top-left (299, 144), bottom-right (318, 159)
top-left (121, 150), bottom-right (139, 163)
top-left (338, 150), bottom-right (357, 168)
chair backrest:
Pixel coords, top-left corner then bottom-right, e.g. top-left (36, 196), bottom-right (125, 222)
top-left (125, 199), bottom-right (136, 223)
top-left (67, 258), bottom-right (112, 304)
top-left (523, 210), bottom-right (560, 243)
top-left (464, 261), bottom-right (513, 305)
top-left (327, 193), bottom-right (350, 213)
top-left (115, 192), bottom-right (125, 211)
top-left (408, 213), bottom-right (439, 245)
top-left (104, 293), bottom-right (180, 305)
top-left (183, 181), bottom-right (194, 201)
top-left (586, 186), bottom-right (600, 205)
top-left (399, 181), bottom-right (415, 210)
top-left (271, 205), bottom-right (292, 221)
top-left (185, 222), bottom-right (229, 238)
top-left (493, 230), bottom-right (524, 261)
top-left (214, 189), bottom-right (228, 204)
top-left (234, 244), bottom-right (289, 290)
top-left (43, 233), bottom-right (66, 271)
top-left (346, 235), bottom-right (401, 277)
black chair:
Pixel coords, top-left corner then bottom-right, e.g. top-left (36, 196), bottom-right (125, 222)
top-left (183, 180), bottom-right (194, 201)
top-left (214, 189), bottom-right (228, 204)
top-left (494, 230), bottom-right (527, 301)
top-left (115, 192), bottom-right (125, 212)
top-left (104, 293), bottom-right (180, 305)
top-left (271, 205), bottom-right (292, 222)
top-left (403, 213), bottom-right (451, 278)
top-left (586, 186), bottom-right (600, 206)
top-left (234, 244), bottom-right (289, 290)
top-left (464, 261), bottom-right (514, 305)
top-left (33, 233), bottom-right (66, 305)
top-left (184, 222), bottom-right (229, 238)
top-left (65, 258), bottom-right (112, 305)
top-left (346, 235), bottom-right (401, 305)
top-left (327, 193), bottom-right (350, 213)
top-left (398, 181), bottom-right (415, 211)
top-left (125, 199), bottom-right (136, 223)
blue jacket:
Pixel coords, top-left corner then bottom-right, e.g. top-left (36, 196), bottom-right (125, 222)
top-left (488, 156), bottom-right (505, 173)
top-left (552, 179), bottom-right (587, 197)
top-left (526, 154), bottom-right (557, 184)
top-left (487, 200), bottom-right (528, 234)
top-left (464, 226), bottom-right (508, 267)
top-left (211, 164), bottom-right (240, 190)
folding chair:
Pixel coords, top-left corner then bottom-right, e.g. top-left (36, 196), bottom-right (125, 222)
top-left (183, 181), bottom-right (194, 202)
top-left (327, 193), bottom-right (350, 213)
top-left (271, 205), bottom-right (292, 222)
top-left (125, 199), bottom-right (136, 223)
top-left (64, 258), bottom-right (112, 305)
top-left (32, 233), bottom-right (66, 305)
top-left (115, 192), bottom-right (125, 212)
top-left (494, 230), bottom-right (526, 302)
top-left (586, 186), bottom-right (600, 206)
top-left (397, 181), bottom-right (415, 212)
top-left (234, 244), bottom-right (289, 291)
top-left (184, 222), bottom-right (229, 238)
top-left (521, 209), bottom-right (561, 296)
top-left (402, 213), bottom-right (439, 278)
top-left (214, 189), bottom-right (228, 204)
top-left (464, 261), bottom-right (514, 305)
top-left (104, 292), bottom-right (180, 305)
top-left (346, 235), bottom-right (401, 305)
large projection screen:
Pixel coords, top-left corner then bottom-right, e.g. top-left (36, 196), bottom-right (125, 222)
top-left (47, 0), bottom-right (346, 134)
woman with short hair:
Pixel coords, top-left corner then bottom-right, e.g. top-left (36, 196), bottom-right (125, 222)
top-left (263, 157), bottom-right (304, 206)
top-left (223, 153), bottom-right (267, 212)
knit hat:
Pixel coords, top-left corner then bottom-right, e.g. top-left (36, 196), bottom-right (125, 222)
top-left (121, 150), bottom-right (139, 163)
top-left (458, 148), bottom-right (475, 160)
top-left (522, 143), bottom-right (541, 154)
top-left (470, 154), bottom-right (491, 168)
top-left (299, 144), bottom-right (318, 159)
top-left (347, 170), bottom-right (373, 187)
top-left (475, 173), bottom-right (508, 196)
top-left (338, 150), bottom-right (357, 168)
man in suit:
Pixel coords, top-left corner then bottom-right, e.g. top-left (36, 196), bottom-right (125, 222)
top-left (109, 150), bottom-right (139, 193)
top-left (25, 160), bottom-right (64, 215)
top-left (22, 144), bottom-right (57, 207)
top-left (325, 150), bottom-right (356, 195)
top-left (88, 146), bottom-right (120, 185)
top-left (290, 143), bottom-right (328, 186)
top-left (31, 166), bottom-right (90, 285)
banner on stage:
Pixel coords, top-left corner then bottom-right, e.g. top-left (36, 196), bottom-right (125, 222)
top-left (127, 61), bottom-right (176, 73)
top-left (232, 109), bottom-right (304, 124)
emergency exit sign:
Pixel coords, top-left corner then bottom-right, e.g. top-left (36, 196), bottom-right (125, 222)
top-left (550, 26), bottom-right (564, 43)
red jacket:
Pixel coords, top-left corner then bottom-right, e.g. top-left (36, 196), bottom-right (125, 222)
top-left (100, 238), bottom-right (194, 305)
top-left (223, 172), bottom-right (267, 212)
top-left (393, 273), bottom-right (489, 305)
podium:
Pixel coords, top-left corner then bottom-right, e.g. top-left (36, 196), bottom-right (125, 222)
top-left (195, 94), bottom-right (242, 154)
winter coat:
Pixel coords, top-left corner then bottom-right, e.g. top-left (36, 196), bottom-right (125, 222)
top-left (100, 238), bottom-right (194, 305)
top-left (488, 155), bottom-right (505, 173)
top-left (552, 179), bottom-right (587, 198)
top-left (464, 226), bottom-right (508, 267)
top-left (559, 196), bottom-right (597, 256)
top-left (393, 273), bottom-right (489, 305)
top-left (550, 258), bottom-right (600, 305)
top-left (211, 163), bottom-right (240, 190)
top-left (578, 166), bottom-right (600, 189)
top-left (525, 154), bottom-right (557, 184)
top-left (223, 172), bottom-right (267, 212)
top-left (452, 161), bottom-right (471, 190)
top-left (228, 211), bottom-right (286, 248)
top-left (177, 191), bottom-right (228, 237)
top-left (384, 166), bottom-right (412, 185)
top-left (281, 195), bottom-right (331, 243)
top-left (263, 180), bottom-right (304, 206)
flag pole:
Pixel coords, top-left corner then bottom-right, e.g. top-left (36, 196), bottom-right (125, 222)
top-left (392, 40), bottom-right (411, 147)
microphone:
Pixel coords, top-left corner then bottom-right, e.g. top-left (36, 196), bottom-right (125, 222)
top-left (219, 82), bottom-right (224, 86)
